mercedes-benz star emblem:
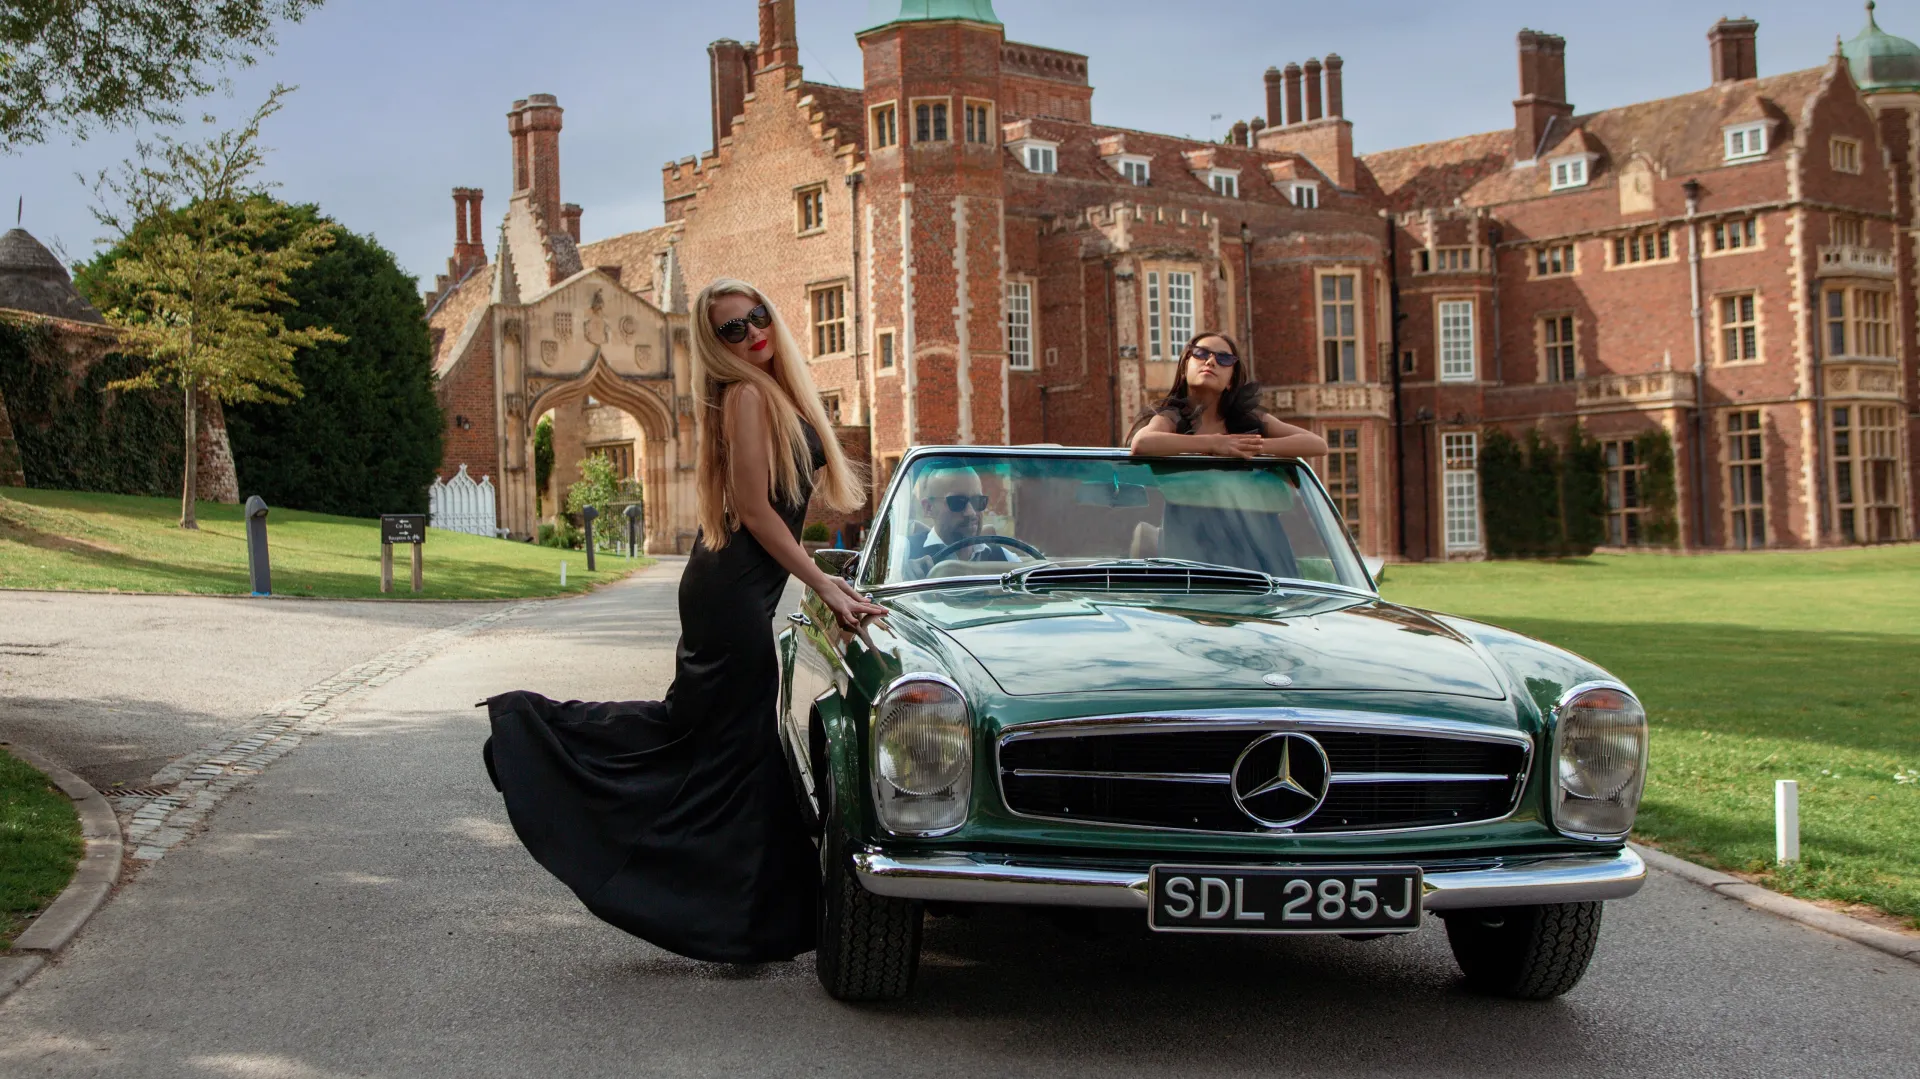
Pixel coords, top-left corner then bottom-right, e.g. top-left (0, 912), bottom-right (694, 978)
top-left (1262, 672), bottom-right (1294, 688)
top-left (1230, 732), bottom-right (1331, 828)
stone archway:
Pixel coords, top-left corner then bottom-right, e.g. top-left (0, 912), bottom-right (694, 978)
top-left (514, 356), bottom-right (683, 553)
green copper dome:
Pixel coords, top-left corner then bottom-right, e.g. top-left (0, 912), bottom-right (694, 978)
top-left (864, 0), bottom-right (1001, 31)
top-left (1845, 2), bottom-right (1920, 93)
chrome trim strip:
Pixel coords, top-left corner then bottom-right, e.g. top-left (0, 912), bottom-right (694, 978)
top-left (1328, 772), bottom-right (1513, 785)
top-left (853, 847), bottom-right (1646, 910)
top-left (993, 709), bottom-right (1535, 838)
top-left (1008, 769), bottom-right (1231, 784)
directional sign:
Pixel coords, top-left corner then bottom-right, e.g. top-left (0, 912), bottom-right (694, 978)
top-left (381, 514), bottom-right (428, 545)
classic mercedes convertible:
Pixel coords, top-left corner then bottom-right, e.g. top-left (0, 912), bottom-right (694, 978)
top-left (779, 446), bottom-right (1648, 1002)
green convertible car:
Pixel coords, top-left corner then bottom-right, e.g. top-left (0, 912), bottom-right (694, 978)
top-left (779, 446), bottom-right (1648, 1002)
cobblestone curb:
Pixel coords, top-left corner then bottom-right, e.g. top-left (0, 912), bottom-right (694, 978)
top-left (0, 742), bottom-right (122, 1004)
top-left (113, 601), bottom-right (536, 865)
top-left (1632, 842), bottom-right (1920, 965)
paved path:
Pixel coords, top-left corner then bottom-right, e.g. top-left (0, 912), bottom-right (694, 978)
top-left (2, 565), bottom-right (1917, 1078)
top-left (0, 590), bottom-right (505, 789)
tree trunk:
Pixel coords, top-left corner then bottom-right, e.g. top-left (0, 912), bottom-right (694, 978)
top-left (194, 393), bottom-right (241, 504)
top-left (180, 384), bottom-right (199, 529)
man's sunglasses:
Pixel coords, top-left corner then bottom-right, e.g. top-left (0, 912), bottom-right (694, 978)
top-left (938, 494), bottom-right (989, 512)
top-left (714, 305), bottom-right (772, 343)
top-left (1187, 344), bottom-right (1238, 367)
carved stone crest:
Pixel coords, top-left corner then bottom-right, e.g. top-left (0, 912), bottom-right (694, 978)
top-left (584, 290), bottom-right (611, 346)
top-left (540, 340), bottom-right (560, 367)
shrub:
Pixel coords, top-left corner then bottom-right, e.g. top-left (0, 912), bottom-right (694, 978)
top-left (565, 453), bottom-right (640, 550)
top-left (1481, 423), bottom-right (1607, 558)
top-left (537, 520), bottom-right (581, 550)
top-left (1636, 428), bottom-right (1680, 545)
top-left (533, 415), bottom-right (553, 516)
top-left (1562, 425), bottom-right (1608, 555)
top-left (802, 522), bottom-right (829, 543)
top-left (0, 319), bottom-right (182, 496)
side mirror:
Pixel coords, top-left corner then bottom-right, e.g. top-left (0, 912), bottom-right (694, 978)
top-left (813, 548), bottom-right (859, 578)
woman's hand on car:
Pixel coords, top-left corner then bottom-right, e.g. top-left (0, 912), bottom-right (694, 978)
top-left (1208, 433), bottom-right (1264, 458)
top-left (819, 577), bottom-right (888, 632)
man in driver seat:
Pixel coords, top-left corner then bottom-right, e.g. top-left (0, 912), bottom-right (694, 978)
top-left (905, 465), bottom-right (1018, 573)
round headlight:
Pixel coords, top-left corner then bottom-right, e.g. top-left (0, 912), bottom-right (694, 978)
top-left (875, 679), bottom-right (970, 796)
top-left (1552, 684), bottom-right (1649, 839)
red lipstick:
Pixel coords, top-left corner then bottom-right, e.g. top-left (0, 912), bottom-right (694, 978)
top-left (750, 339), bottom-right (769, 352)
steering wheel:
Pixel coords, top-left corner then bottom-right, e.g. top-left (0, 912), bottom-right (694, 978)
top-left (926, 534), bottom-right (1044, 563)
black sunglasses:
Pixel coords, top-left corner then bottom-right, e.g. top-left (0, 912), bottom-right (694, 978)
top-left (938, 494), bottom-right (989, 512)
top-left (714, 304), bottom-right (772, 343)
top-left (1187, 344), bottom-right (1238, 367)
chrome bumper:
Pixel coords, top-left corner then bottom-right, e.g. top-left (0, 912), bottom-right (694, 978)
top-left (854, 847), bottom-right (1645, 911)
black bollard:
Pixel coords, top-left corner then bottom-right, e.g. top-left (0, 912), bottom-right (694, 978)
top-left (624, 504), bottom-right (641, 557)
top-left (582, 505), bottom-right (598, 572)
top-left (244, 496), bottom-right (271, 596)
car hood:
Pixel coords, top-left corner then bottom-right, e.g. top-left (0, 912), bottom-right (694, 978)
top-left (887, 587), bottom-right (1508, 700)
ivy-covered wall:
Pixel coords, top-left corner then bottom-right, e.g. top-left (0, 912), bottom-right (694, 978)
top-left (0, 318), bottom-right (182, 495)
top-left (1479, 423), bottom-right (1609, 559)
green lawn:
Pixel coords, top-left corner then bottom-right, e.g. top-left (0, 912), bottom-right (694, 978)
top-left (0, 747), bottom-right (82, 950)
top-left (0, 487), bottom-right (649, 599)
top-left (1382, 546), bottom-right (1920, 929)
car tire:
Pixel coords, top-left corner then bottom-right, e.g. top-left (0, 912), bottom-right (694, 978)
top-left (813, 781), bottom-right (923, 1002)
top-left (1443, 901), bottom-right (1603, 1000)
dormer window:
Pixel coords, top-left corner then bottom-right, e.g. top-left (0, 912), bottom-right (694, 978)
top-left (1549, 155), bottom-right (1590, 190)
top-left (1724, 122), bottom-right (1768, 162)
top-left (1106, 153), bottom-right (1151, 185)
top-left (1199, 168), bottom-right (1239, 198)
top-left (1279, 180), bottom-right (1318, 208)
top-left (1010, 137), bottom-right (1059, 174)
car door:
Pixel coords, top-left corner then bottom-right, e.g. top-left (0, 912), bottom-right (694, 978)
top-left (781, 587), bottom-right (841, 827)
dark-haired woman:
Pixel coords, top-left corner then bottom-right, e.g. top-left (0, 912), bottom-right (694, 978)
top-left (482, 278), bottom-right (885, 966)
top-left (1129, 331), bottom-right (1328, 458)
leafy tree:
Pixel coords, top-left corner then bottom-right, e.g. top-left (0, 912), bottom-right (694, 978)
top-left (533, 414), bottom-right (553, 515)
top-left (565, 453), bottom-right (638, 551)
top-left (1635, 428), bottom-right (1680, 546)
top-left (1522, 427), bottom-right (1564, 556)
top-left (218, 207), bottom-right (442, 517)
top-left (0, 0), bottom-right (322, 149)
top-left (1478, 427), bottom-right (1529, 558)
top-left (1561, 425), bottom-right (1608, 555)
top-left (84, 87), bottom-right (340, 528)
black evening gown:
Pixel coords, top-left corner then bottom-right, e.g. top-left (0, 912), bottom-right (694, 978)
top-left (482, 424), bottom-right (824, 963)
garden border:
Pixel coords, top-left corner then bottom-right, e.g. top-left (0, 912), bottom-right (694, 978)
top-left (1633, 842), bottom-right (1920, 965)
top-left (0, 742), bottom-right (123, 1003)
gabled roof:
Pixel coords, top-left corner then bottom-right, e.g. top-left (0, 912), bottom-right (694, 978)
top-left (1360, 66), bottom-right (1828, 212)
top-left (578, 224), bottom-right (678, 305)
top-left (1542, 125), bottom-right (1602, 160)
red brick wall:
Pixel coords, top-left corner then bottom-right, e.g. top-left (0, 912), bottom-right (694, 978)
top-left (436, 328), bottom-right (497, 483)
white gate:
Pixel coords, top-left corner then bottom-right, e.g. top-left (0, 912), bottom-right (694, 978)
top-left (429, 464), bottom-right (499, 537)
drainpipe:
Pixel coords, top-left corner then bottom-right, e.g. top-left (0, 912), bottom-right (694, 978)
top-left (1487, 221), bottom-right (1503, 385)
top-left (1386, 212), bottom-right (1408, 559)
top-left (1240, 222), bottom-right (1255, 371)
top-left (1808, 244), bottom-right (1831, 544)
top-left (846, 172), bottom-right (864, 418)
top-left (1683, 179), bottom-right (1710, 549)
top-left (1104, 258), bottom-right (1120, 445)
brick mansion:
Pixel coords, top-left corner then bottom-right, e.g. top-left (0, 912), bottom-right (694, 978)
top-left (425, 0), bottom-right (1917, 558)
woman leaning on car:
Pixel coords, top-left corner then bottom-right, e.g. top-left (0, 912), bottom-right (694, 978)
top-left (1128, 331), bottom-right (1328, 459)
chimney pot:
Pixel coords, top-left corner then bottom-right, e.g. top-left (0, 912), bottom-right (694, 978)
top-left (1283, 62), bottom-right (1303, 127)
top-left (1324, 54), bottom-right (1345, 118)
top-left (1264, 66), bottom-right (1284, 128)
top-left (1708, 17), bottom-right (1759, 84)
top-left (562, 203), bottom-right (583, 244)
top-left (1512, 30), bottom-right (1572, 162)
top-left (1303, 58), bottom-right (1324, 122)
top-left (1230, 120), bottom-right (1250, 147)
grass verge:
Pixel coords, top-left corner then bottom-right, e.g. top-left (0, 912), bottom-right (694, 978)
top-left (0, 487), bottom-right (650, 600)
top-left (1383, 545), bottom-right (1920, 930)
top-left (0, 747), bottom-right (83, 950)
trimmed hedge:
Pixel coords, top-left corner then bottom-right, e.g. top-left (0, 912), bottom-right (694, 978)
top-left (0, 319), bottom-right (183, 496)
top-left (1479, 423), bottom-right (1608, 559)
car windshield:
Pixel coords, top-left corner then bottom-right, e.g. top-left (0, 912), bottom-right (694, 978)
top-left (860, 453), bottom-right (1369, 590)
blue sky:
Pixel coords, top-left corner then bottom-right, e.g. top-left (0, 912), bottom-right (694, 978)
top-left (2, 0), bottom-right (1888, 288)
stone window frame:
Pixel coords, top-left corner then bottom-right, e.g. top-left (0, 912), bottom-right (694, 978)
top-left (819, 390), bottom-right (843, 426)
top-left (1824, 284), bottom-right (1897, 360)
top-left (1837, 403), bottom-right (1905, 542)
top-left (1316, 268), bottom-right (1363, 384)
top-left (1418, 246), bottom-right (1482, 274)
top-left (1830, 214), bottom-right (1865, 247)
top-left (1281, 180), bottom-right (1319, 208)
top-left (1608, 228), bottom-right (1674, 269)
top-left (1009, 137), bottom-right (1058, 174)
top-left (794, 182), bottom-right (828, 237)
top-left (1436, 296), bottom-right (1477, 382)
top-left (870, 101), bottom-right (899, 150)
top-left (1005, 277), bottom-right (1037, 371)
top-left (962, 98), bottom-right (996, 146)
top-left (1602, 437), bottom-right (1647, 546)
top-left (1537, 310), bottom-right (1579, 382)
top-left (1706, 216), bottom-right (1761, 257)
top-left (808, 280), bottom-right (850, 359)
top-left (1723, 122), bottom-right (1769, 163)
top-left (1199, 167), bottom-right (1240, 198)
top-left (1725, 408), bottom-right (1767, 549)
top-left (1714, 289), bottom-right (1761, 365)
top-left (1830, 136), bottom-right (1862, 175)
top-left (1141, 262), bottom-right (1202, 362)
top-left (1440, 430), bottom-right (1482, 552)
top-left (874, 327), bottom-right (898, 377)
top-left (1547, 154), bottom-right (1593, 191)
top-left (910, 96), bottom-right (951, 144)
top-left (1532, 242), bottom-right (1576, 278)
top-left (1322, 424), bottom-right (1363, 547)
top-left (1106, 153), bottom-right (1151, 186)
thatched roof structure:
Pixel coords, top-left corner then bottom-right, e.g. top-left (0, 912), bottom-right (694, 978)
top-left (0, 229), bottom-right (104, 324)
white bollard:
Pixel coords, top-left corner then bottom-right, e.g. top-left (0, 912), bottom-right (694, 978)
top-left (1775, 779), bottom-right (1800, 863)
top-left (560, 560), bottom-right (568, 587)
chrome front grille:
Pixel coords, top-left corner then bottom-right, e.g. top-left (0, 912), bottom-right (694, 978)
top-left (997, 716), bottom-right (1532, 835)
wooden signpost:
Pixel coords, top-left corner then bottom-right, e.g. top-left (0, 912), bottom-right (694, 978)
top-left (380, 514), bottom-right (428, 594)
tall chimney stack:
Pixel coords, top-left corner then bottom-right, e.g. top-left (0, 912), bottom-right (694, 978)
top-left (1304, 58), bottom-right (1324, 121)
top-left (562, 203), bottom-right (582, 244)
top-left (467, 189), bottom-right (483, 254)
top-left (510, 95), bottom-right (565, 232)
top-left (1324, 54), bottom-right (1344, 118)
top-left (1283, 63), bottom-right (1303, 127)
top-left (1708, 17), bottom-right (1759, 84)
top-left (453, 189), bottom-right (468, 250)
top-left (709, 39), bottom-right (753, 151)
top-left (1512, 30), bottom-right (1573, 162)
top-left (1230, 120), bottom-right (1249, 147)
top-left (1264, 66), bottom-right (1284, 128)
top-left (757, 0), bottom-right (800, 77)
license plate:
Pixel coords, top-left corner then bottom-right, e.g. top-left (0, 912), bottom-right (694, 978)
top-left (1148, 865), bottom-right (1424, 934)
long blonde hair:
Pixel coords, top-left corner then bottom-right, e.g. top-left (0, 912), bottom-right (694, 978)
top-left (690, 278), bottom-right (864, 547)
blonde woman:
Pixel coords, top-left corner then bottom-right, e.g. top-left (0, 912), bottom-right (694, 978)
top-left (483, 279), bottom-right (883, 965)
